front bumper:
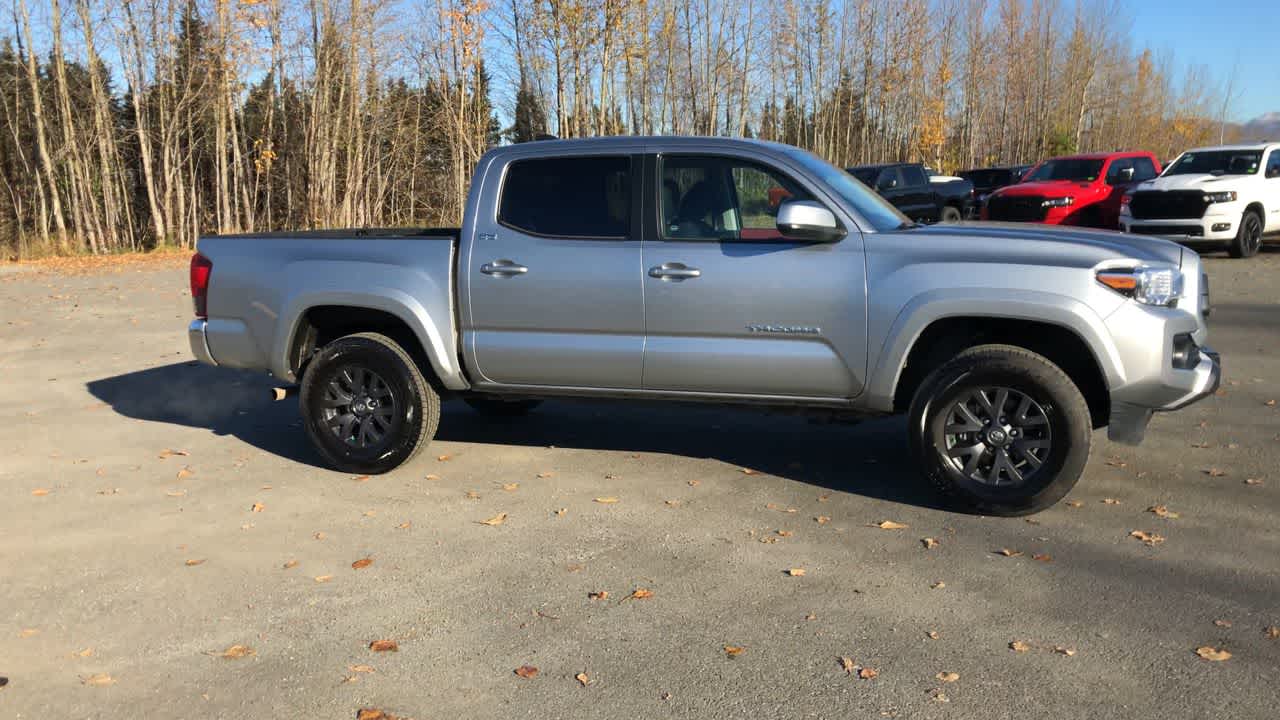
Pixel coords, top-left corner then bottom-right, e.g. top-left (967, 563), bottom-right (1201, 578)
top-left (1121, 211), bottom-right (1238, 243)
top-left (188, 319), bottom-right (218, 366)
top-left (1108, 344), bottom-right (1220, 445)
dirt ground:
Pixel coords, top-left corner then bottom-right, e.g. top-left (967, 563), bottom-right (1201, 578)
top-left (2, 248), bottom-right (1278, 719)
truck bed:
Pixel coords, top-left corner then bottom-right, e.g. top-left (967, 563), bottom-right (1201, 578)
top-left (205, 227), bottom-right (460, 240)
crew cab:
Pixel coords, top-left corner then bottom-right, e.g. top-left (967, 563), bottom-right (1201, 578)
top-left (848, 162), bottom-right (974, 223)
top-left (983, 152), bottom-right (1160, 228)
top-left (1120, 143), bottom-right (1280, 258)
top-left (188, 137), bottom-right (1219, 516)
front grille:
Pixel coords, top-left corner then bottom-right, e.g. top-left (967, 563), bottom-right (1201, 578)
top-left (987, 195), bottom-right (1047, 222)
top-left (1128, 191), bottom-right (1208, 220)
top-left (1127, 224), bottom-right (1204, 237)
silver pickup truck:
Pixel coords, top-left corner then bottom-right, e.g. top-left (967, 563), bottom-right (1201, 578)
top-left (187, 136), bottom-right (1219, 515)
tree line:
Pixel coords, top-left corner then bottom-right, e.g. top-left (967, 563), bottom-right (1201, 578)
top-left (1, 0), bottom-right (1237, 257)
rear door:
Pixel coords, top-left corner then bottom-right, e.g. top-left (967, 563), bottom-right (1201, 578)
top-left (462, 151), bottom-right (645, 389)
top-left (900, 165), bottom-right (939, 222)
top-left (641, 150), bottom-right (867, 399)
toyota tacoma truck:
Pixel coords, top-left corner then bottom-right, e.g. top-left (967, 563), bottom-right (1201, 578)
top-left (188, 137), bottom-right (1219, 516)
top-left (847, 162), bottom-right (974, 223)
top-left (1120, 143), bottom-right (1280, 258)
top-left (983, 152), bottom-right (1161, 229)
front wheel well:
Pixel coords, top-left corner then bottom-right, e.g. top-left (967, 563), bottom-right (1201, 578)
top-left (1242, 202), bottom-right (1265, 222)
top-left (289, 306), bottom-right (434, 386)
top-left (893, 317), bottom-right (1110, 428)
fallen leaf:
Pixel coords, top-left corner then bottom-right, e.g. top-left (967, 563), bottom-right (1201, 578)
top-left (313, 531), bottom-right (326, 540)
top-left (1190, 441), bottom-right (1211, 448)
top-left (1195, 646), bottom-right (1231, 662)
top-left (1101, 498), bottom-right (1122, 505)
top-left (575, 672), bottom-right (590, 686)
top-left (479, 512), bottom-right (508, 526)
top-left (740, 468), bottom-right (757, 475)
top-left (663, 500), bottom-right (680, 507)
top-left (817, 493), bottom-right (831, 502)
top-left (1264, 626), bottom-right (1279, 640)
top-left (688, 479), bottom-right (700, 486)
top-left (98, 488), bottom-right (121, 495)
top-left (353, 475), bottom-right (371, 483)
top-left (936, 671), bottom-right (960, 683)
top-left (165, 489), bottom-right (186, 497)
top-left (628, 588), bottom-right (654, 600)
top-left (19, 629), bottom-right (39, 638)
top-left (588, 591), bottom-right (609, 600)
top-left (926, 630), bottom-right (940, 640)
top-left (356, 710), bottom-right (395, 720)
top-left (995, 548), bottom-right (1023, 557)
top-left (1244, 478), bottom-right (1263, 486)
top-left (930, 688), bottom-right (950, 703)
top-left (1054, 646), bottom-right (1077, 656)
top-left (594, 497), bottom-right (619, 504)
top-left (805, 613), bottom-right (817, 621)
top-left (369, 640), bottom-right (399, 653)
top-left (425, 474), bottom-right (441, 481)
top-left (437, 454), bottom-right (452, 462)
top-left (283, 560), bottom-right (298, 569)
top-left (184, 558), bottom-right (206, 567)
top-left (1065, 500), bottom-right (1083, 508)
top-left (1032, 553), bottom-right (1053, 563)
top-left (76, 648), bottom-right (94, 657)
top-left (1266, 399), bottom-right (1277, 406)
top-left (873, 520), bottom-right (908, 530)
top-left (858, 667), bottom-right (878, 680)
top-left (314, 575), bottom-right (333, 583)
top-left (465, 490), bottom-right (481, 499)
top-left (777, 530), bottom-right (793, 537)
top-left (513, 665), bottom-right (538, 679)
top-left (397, 521), bottom-right (412, 529)
top-left (1010, 640), bottom-right (1031, 653)
top-left (1129, 530), bottom-right (1165, 546)
top-left (1147, 505), bottom-right (1181, 519)
top-left (349, 664), bottom-right (375, 673)
top-left (362, 510), bottom-right (377, 517)
top-left (30, 488), bottom-right (50, 496)
top-left (839, 656), bottom-right (855, 675)
top-left (724, 645), bottom-right (746, 657)
top-left (553, 508), bottom-right (567, 516)
top-left (1203, 468), bottom-right (1227, 477)
top-left (922, 537), bottom-right (939, 549)
top-left (786, 568), bottom-right (806, 577)
top-left (158, 449), bottom-right (190, 459)
top-left (351, 557), bottom-right (373, 570)
top-left (83, 673), bottom-right (115, 687)
top-left (1105, 458), bottom-right (1127, 468)
top-left (176, 466), bottom-right (194, 480)
top-left (502, 483), bottom-right (519, 491)
top-left (566, 563), bottom-right (585, 573)
top-left (1213, 619), bottom-right (1232, 628)
top-left (222, 645), bottom-right (255, 659)
top-left (251, 502), bottom-right (264, 513)
top-left (815, 516), bottom-right (831, 525)
top-left (931, 581), bottom-right (946, 589)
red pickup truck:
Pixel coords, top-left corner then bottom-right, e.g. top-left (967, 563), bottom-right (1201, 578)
top-left (982, 152), bottom-right (1161, 229)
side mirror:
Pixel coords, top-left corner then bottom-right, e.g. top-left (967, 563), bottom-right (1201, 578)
top-left (877, 178), bottom-right (897, 191)
top-left (776, 200), bottom-right (845, 242)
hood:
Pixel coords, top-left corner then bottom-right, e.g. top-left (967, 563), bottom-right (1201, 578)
top-left (1133, 173), bottom-right (1244, 192)
top-left (908, 221), bottom-right (1184, 267)
top-left (994, 179), bottom-right (1099, 198)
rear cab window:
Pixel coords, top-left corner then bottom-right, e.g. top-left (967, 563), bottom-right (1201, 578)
top-left (901, 165), bottom-right (928, 187)
top-left (499, 156), bottom-right (631, 238)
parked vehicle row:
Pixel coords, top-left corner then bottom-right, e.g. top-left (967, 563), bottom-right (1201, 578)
top-left (864, 142), bottom-right (1280, 259)
top-left (189, 136), bottom-right (1219, 516)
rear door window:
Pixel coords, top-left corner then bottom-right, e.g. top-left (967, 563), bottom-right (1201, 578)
top-left (901, 165), bottom-right (928, 187)
top-left (1106, 158), bottom-right (1135, 184)
top-left (499, 156), bottom-right (631, 238)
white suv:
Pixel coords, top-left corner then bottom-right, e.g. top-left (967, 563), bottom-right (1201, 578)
top-left (1120, 143), bottom-right (1280, 258)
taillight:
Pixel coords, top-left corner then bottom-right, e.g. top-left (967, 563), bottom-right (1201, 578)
top-left (190, 252), bottom-right (212, 319)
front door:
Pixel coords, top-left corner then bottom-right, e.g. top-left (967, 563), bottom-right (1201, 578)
top-left (463, 153), bottom-right (645, 389)
top-left (642, 152), bottom-right (868, 399)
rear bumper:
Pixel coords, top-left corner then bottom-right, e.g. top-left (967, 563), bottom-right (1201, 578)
top-left (188, 319), bottom-right (217, 366)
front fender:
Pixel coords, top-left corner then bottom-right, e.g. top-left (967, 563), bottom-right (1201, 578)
top-left (862, 288), bottom-right (1125, 412)
top-left (273, 259), bottom-right (468, 391)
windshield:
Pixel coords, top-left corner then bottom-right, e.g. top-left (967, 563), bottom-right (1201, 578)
top-left (787, 151), bottom-right (909, 231)
top-left (1163, 150), bottom-right (1262, 176)
top-left (1024, 158), bottom-right (1105, 182)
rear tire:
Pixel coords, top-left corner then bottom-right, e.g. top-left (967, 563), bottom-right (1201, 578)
top-left (464, 397), bottom-right (542, 417)
top-left (940, 205), bottom-right (963, 223)
top-left (1227, 211), bottom-right (1263, 258)
top-left (908, 344), bottom-right (1091, 516)
top-left (299, 332), bottom-right (439, 474)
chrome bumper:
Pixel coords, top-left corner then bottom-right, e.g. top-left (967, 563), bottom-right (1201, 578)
top-left (1108, 346), bottom-right (1220, 445)
top-left (188, 319), bottom-right (217, 366)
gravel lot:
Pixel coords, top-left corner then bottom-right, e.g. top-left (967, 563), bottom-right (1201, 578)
top-left (2, 248), bottom-right (1278, 719)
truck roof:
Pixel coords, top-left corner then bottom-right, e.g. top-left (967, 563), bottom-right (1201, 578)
top-left (1046, 151), bottom-right (1154, 161)
top-left (1180, 142), bottom-right (1280, 153)
top-left (488, 135), bottom-right (796, 155)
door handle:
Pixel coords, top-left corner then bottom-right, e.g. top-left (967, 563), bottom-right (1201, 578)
top-left (648, 262), bottom-right (701, 280)
top-left (480, 259), bottom-right (528, 277)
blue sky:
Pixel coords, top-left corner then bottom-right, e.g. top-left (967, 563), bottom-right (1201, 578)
top-left (1129, 0), bottom-right (1279, 121)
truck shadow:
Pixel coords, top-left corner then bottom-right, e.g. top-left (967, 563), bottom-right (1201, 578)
top-left (86, 363), bottom-right (943, 510)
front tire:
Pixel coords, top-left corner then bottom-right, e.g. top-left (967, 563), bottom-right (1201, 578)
top-left (299, 332), bottom-right (440, 474)
top-left (908, 345), bottom-right (1092, 516)
top-left (1227, 211), bottom-right (1263, 258)
top-left (940, 205), bottom-right (963, 223)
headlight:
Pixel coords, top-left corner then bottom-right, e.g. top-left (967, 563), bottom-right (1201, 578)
top-left (1041, 196), bottom-right (1075, 208)
top-left (1204, 191), bottom-right (1237, 204)
top-left (1096, 264), bottom-right (1184, 306)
